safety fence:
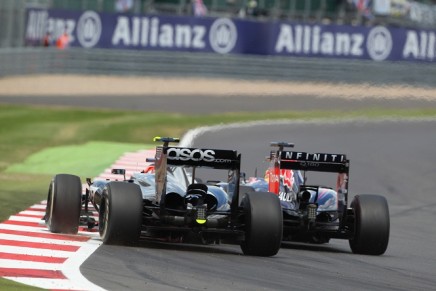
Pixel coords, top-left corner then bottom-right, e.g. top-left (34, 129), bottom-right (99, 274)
top-left (1, 47), bottom-right (435, 88)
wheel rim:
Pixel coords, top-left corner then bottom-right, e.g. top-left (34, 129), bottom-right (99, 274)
top-left (101, 196), bottom-right (110, 239)
top-left (48, 182), bottom-right (55, 227)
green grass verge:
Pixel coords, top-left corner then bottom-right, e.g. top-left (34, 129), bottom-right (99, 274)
top-left (0, 104), bottom-right (435, 290)
top-left (0, 278), bottom-right (45, 290)
top-left (6, 141), bottom-right (153, 177)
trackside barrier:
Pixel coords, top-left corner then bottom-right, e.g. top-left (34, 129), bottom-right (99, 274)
top-left (22, 9), bottom-right (436, 63)
top-left (1, 47), bottom-right (436, 87)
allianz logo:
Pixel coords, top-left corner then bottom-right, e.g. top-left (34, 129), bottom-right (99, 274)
top-left (112, 16), bottom-right (237, 53)
top-left (276, 24), bottom-right (374, 59)
top-left (26, 9), bottom-right (436, 61)
top-left (275, 24), bottom-right (436, 61)
top-left (25, 10), bottom-right (238, 54)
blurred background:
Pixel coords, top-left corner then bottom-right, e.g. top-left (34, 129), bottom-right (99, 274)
top-left (1, 0), bottom-right (436, 82)
top-left (2, 0), bottom-right (436, 49)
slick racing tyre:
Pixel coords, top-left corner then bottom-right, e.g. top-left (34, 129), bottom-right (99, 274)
top-left (349, 194), bottom-right (390, 255)
top-left (99, 182), bottom-right (142, 245)
top-left (240, 192), bottom-right (283, 256)
top-left (46, 174), bottom-right (82, 234)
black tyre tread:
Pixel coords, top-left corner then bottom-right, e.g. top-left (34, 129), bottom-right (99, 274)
top-left (240, 191), bottom-right (283, 256)
top-left (349, 194), bottom-right (390, 255)
top-left (100, 182), bottom-right (142, 245)
top-left (47, 174), bottom-right (82, 234)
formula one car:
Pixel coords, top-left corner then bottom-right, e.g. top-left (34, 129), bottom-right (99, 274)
top-left (44, 137), bottom-right (283, 256)
top-left (241, 142), bottom-right (390, 255)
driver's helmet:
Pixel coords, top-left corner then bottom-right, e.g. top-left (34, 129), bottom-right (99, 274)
top-left (142, 165), bottom-right (155, 173)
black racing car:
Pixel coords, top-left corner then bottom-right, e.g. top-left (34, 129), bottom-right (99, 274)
top-left (242, 142), bottom-right (390, 255)
top-left (44, 137), bottom-right (283, 256)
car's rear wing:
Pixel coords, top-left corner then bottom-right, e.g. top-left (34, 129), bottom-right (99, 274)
top-left (158, 146), bottom-right (241, 170)
top-left (153, 136), bottom-right (240, 170)
top-left (153, 137), bottom-right (241, 215)
top-left (279, 151), bottom-right (349, 174)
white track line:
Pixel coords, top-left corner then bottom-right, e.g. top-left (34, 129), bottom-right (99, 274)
top-left (61, 237), bottom-right (105, 291)
top-left (26, 204), bottom-right (46, 210)
top-left (0, 233), bottom-right (85, 246)
top-left (17, 210), bottom-right (45, 216)
top-left (7, 216), bottom-right (45, 223)
top-left (0, 259), bottom-right (63, 270)
top-left (0, 245), bottom-right (76, 257)
top-left (0, 224), bottom-right (53, 233)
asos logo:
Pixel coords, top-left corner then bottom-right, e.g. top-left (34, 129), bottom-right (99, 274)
top-left (167, 148), bottom-right (215, 162)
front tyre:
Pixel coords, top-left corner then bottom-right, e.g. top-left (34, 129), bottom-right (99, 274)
top-left (46, 174), bottom-right (82, 234)
top-left (349, 194), bottom-right (390, 255)
top-left (240, 192), bottom-right (283, 256)
top-left (99, 182), bottom-right (142, 245)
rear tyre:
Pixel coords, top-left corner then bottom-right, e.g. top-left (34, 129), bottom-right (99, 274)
top-left (46, 174), bottom-right (82, 234)
top-left (99, 182), bottom-right (142, 245)
top-left (240, 192), bottom-right (283, 256)
top-left (349, 194), bottom-right (390, 255)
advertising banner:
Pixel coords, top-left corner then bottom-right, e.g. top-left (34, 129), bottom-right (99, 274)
top-left (24, 8), bottom-right (436, 62)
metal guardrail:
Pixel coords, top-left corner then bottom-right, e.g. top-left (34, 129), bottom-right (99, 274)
top-left (1, 47), bottom-right (435, 87)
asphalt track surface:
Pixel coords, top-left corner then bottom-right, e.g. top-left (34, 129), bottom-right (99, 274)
top-left (3, 90), bottom-right (436, 290)
top-left (77, 116), bottom-right (436, 290)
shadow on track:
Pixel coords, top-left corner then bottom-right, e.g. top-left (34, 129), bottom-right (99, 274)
top-left (281, 241), bottom-right (350, 254)
top-left (133, 239), bottom-right (242, 256)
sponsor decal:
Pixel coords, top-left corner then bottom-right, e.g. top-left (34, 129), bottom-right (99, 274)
top-left (209, 18), bottom-right (237, 54)
top-left (366, 26), bottom-right (392, 61)
top-left (402, 30), bottom-right (436, 60)
top-left (111, 16), bottom-right (237, 53)
top-left (168, 148), bottom-right (214, 162)
top-left (24, 8), bottom-right (436, 62)
top-left (26, 10), bottom-right (76, 43)
top-left (283, 152), bottom-right (346, 163)
top-left (280, 169), bottom-right (293, 188)
top-left (77, 11), bottom-right (102, 48)
top-left (275, 24), bottom-right (364, 57)
top-left (111, 16), bottom-right (206, 48)
top-left (167, 148), bottom-right (232, 163)
top-left (279, 191), bottom-right (294, 202)
top-left (300, 161), bottom-right (320, 168)
top-left (26, 10), bottom-right (49, 40)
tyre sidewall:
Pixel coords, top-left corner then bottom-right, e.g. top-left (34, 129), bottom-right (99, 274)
top-left (100, 182), bottom-right (142, 245)
top-left (47, 174), bottom-right (82, 234)
top-left (349, 194), bottom-right (390, 255)
top-left (241, 191), bottom-right (283, 256)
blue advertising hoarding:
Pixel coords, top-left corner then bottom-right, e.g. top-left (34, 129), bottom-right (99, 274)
top-left (25, 8), bottom-right (436, 62)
